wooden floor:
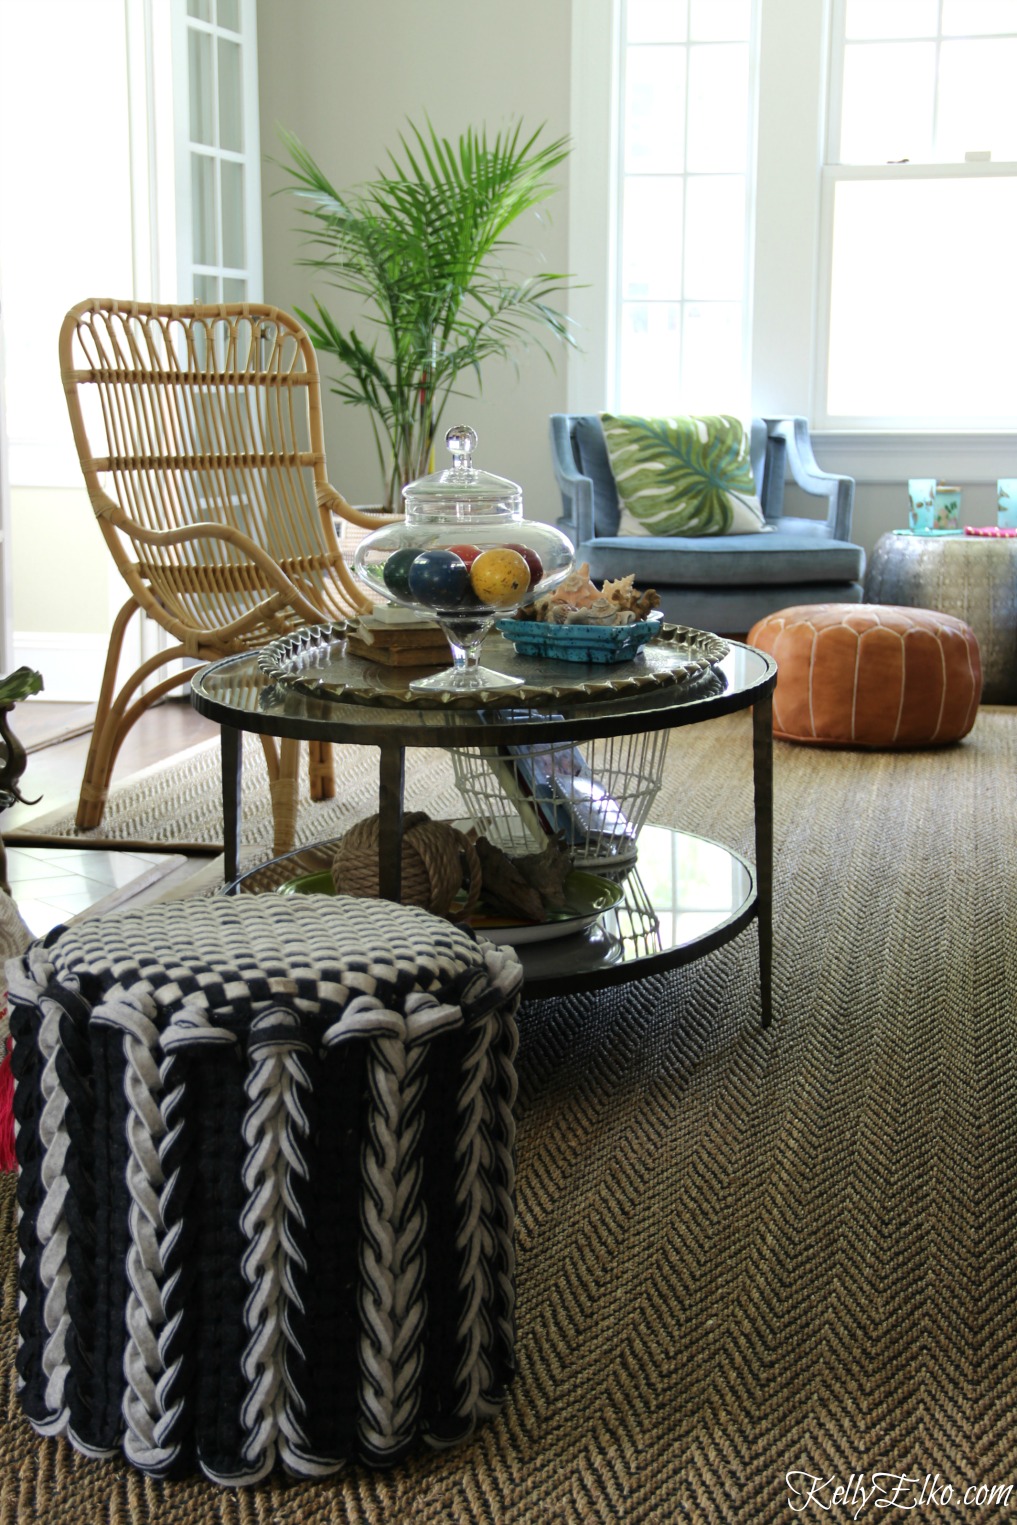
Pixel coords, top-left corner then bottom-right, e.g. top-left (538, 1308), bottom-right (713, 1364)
top-left (2, 699), bottom-right (221, 936)
top-left (4, 697), bottom-right (219, 834)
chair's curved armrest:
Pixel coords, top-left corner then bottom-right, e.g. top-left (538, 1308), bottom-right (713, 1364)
top-left (549, 414), bottom-right (595, 544)
top-left (317, 483), bottom-right (402, 530)
top-left (100, 507), bottom-right (329, 627)
top-left (764, 416), bottom-right (855, 541)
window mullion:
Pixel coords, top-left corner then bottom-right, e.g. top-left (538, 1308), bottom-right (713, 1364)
top-left (932, 0), bottom-right (944, 157)
top-left (678, 38), bottom-right (691, 399)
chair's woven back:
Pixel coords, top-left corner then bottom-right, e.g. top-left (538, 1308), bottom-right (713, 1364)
top-left (60, 300), bottom-right (368, 650)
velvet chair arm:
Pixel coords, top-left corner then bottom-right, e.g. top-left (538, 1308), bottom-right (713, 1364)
top-left (549, 413), bottom-right (596, 544)
top-left (764, 416), bottom-right (855, 541)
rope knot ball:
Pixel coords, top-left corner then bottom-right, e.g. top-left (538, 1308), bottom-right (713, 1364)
top-left (330, 812), bottom-right (482, 919)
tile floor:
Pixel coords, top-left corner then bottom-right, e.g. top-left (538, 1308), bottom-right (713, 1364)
top-left (5, 846), bottom-right (188, 937)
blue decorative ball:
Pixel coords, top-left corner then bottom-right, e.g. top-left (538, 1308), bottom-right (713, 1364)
top-left (406, 548), bottom-right (471, 609)
top-left (381, 546), bottom-right (421, 599)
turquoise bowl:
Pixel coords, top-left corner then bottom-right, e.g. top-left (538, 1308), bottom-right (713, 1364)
top-left (495, 610), bottom-right (664, 664)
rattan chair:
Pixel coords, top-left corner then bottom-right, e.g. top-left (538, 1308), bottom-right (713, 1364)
top-left (60, 299), bottom-right (394, 851)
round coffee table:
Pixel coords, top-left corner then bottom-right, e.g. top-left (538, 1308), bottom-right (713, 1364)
top-left (191, 636), bottom-right (777, 1022)
top-left (864, 531), bottom-right (1017, 702)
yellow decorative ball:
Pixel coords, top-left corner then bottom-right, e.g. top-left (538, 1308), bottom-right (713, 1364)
top-left (469, 547), bottom-right (531, 607)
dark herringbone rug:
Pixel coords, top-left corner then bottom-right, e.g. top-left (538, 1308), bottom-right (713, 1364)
top-left (2, 708), bottom-right (1016, 1522)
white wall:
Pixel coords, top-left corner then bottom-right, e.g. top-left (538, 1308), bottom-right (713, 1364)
top-left (256, 0), bottom-right (573, 524)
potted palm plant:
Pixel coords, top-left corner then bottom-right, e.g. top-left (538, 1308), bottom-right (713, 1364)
top-left (278, 118), bottom-right (575, 511)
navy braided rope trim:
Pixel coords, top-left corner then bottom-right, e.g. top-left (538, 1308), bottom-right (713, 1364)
top-left (4, 894), bottom-right (523, 1484)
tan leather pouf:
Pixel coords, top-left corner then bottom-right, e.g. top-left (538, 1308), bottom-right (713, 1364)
top-left (747, 603), bottom-right (982, 747)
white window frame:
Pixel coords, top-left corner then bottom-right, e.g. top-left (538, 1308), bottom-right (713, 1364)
top-left (813, 158), bottom-right (1017, 433)
top-left (570, 0), bottom-right (1017, 486)
top-left (602, 0), bottom-right (760, 417)
top-left (812, 0), bottom-right (1017, 433)
top-left (172, 0), bottom-right (263, 304)
top-left (571, 0), bottom-right (799, 419)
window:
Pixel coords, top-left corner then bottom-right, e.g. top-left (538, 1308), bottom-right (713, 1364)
top-left (178, 0), bottom-right (263, 303)
top-left (818, 0), bottom-right (1017, 428)
top-left (615, 0), bottom-right (757, 415)
top-left (0, 0), bottom-right (263, 686)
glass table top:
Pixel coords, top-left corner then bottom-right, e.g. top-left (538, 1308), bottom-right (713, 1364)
top-left (192, 631), bottom-right (775, 748)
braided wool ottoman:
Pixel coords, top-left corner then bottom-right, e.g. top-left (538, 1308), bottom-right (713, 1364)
top-left (747, 603), bottom-right (982, 747)
top-left (5, 893), bottom-right (523, 1486)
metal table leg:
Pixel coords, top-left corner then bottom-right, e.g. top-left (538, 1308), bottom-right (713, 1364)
top-left (221, 725), bottom-right (243, 888)
top-left (752, 693), bottom-right (774, 1028)
top-left (376, 744), bottom-right (406, 902)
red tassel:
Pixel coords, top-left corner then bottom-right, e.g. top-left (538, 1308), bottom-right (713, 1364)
top-left (0, 1025), bottom-right (16, 1173)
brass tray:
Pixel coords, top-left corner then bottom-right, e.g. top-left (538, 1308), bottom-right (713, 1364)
top-left (256, 622), bottom-right (730, 710)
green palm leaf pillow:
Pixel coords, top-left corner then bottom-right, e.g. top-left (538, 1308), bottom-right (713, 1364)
top-left (599, 413), bottom-right (768, 536)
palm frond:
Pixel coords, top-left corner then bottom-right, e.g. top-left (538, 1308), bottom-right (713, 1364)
top-left (276, 116), bottom-right (577, 507)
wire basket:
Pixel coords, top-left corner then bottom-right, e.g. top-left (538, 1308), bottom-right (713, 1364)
top-left (448, 728), bottom-right (670, 871)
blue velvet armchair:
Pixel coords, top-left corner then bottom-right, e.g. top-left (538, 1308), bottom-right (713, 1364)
top-left (549, 414), bottom-right (865, 634)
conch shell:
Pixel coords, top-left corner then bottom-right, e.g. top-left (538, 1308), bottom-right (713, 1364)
top-left (529, 563), bottom-right (660, 625)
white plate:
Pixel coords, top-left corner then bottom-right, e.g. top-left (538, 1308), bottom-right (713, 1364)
top-left (474, 909), bottom-right (611, 946)
top-left (466, 870), bottom-right (623, 946)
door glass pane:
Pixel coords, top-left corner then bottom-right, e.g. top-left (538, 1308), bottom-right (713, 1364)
top-left (188, 27), bottom-right (215, 146)
top-left (618, 302), bottom-right (683, 412)
top-left (187, 0), bottom-right (212, 18)
top-left (223, 277), bottom-right (247, 302)
top-left (218, 38), bottom-right (243, 152)
top-left (194, 273), bottom-right (219, 302)
top-left (826, 176), bottom-right (1017, 419)
top-left (221, 160), bottom-right (246, 268)
top-left (683, 176), bottom-right (744, 299)
top-left (689, 0), bottom-right (750, 41)
top-left (686, 44), bottom-right (748, 172)
top-left (942, 0), bottom-right (1017, 33)
top-left (191, 152), bottom-right (218, 263)
top-left (627, 0), bottom-right (687, 43)
top-left (217, 0), bottom-right (240, 30)
top-left (937, 39), bottom-right (1017, 158)
top-left (681, 303), bottom-right (744, 412)
top-left (845, 0), bottom-right (937, 38)
top-left (624, 45), bottom-right (685, 173)
top-left (622, 177), bottom-right (683, 299)
top-left (840, 42), bottom-right (935, 160)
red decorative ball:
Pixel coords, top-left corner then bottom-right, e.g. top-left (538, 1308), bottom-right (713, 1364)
top-left (446, 542), bottom-right (481, 569)
top-left (505, 543), bottom-right (544, 587)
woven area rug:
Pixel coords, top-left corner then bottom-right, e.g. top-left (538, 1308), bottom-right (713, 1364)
top-left (2, 707), bottom-right (1017, 1520)
top-left (8, 734), bottom-right (476, 863)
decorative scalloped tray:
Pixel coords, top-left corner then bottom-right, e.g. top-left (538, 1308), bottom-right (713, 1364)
top-left (256, 621), bottom-right (729, 710)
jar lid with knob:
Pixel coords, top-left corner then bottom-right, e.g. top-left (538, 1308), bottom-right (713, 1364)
top-left (401, 424), bottom-right (523, 520)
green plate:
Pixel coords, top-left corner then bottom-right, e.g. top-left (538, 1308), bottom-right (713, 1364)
top-left (276, 867), bottom-right (623, 946)
top-left (277, 870), bottom-right (334, 895)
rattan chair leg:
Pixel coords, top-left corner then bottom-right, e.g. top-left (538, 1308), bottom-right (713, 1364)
top-left (258, 733), bottom-right (281, 783)
top-left (271, 738), bottom-right (302, 856)
top-left (76, 598), bottom-right (141, 829)
top-left (308, 740), bottom-right (336, 800)
top-left (78, 611), bottom-right (204, 829)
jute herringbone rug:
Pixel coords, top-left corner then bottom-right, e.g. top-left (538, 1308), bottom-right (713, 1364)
top-left (2, 708), bottom-right (1016, 1521)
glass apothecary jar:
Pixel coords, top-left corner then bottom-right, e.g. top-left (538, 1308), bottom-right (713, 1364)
top-left (353, 425), bottom-right (574, 693)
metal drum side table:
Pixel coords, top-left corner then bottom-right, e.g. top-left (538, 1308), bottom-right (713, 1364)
top-left (864, 531), bottom-right (1017, 703)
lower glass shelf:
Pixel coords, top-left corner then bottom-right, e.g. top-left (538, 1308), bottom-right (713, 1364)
top-left (223, 822), bottom-right (756, 998)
